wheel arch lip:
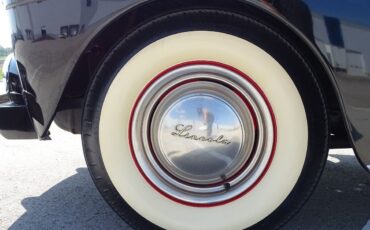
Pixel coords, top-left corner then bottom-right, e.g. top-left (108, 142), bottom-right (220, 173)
top-left (257, 1), bottom-right (370, 172)
top-left (84, 0), bottom-right (368, 172)
top-left (7, 0), bottom-right (366, 170)
top-left (7, 0), bottom-right (145, 139)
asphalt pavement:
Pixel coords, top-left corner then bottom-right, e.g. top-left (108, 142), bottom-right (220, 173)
top-left (0, 81), bottom-right (369, 229)
top-left (0, 125), bottom-right (369, 230)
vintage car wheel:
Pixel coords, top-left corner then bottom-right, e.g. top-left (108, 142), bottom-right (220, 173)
top-left (82, 9), bottom-right (328, 229)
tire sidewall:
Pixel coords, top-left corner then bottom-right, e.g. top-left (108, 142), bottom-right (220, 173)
top-left (82, 10), bottom-right (328, 230)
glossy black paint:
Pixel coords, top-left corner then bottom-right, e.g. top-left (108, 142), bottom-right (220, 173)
top-left (0, 101), bottom-right (36, 139)
top-left (4, 0), bottom-right (139, 137)
top-left (3, 55), bottom-right (24, 103)
top-left (296, 0), bottom-right (370, 170)
top-left (0, 55), bottom-right (36, 139)
top-left (2, 0), bottom-right (370, 171)
top-left (266, 1), bottom-right (370, 170)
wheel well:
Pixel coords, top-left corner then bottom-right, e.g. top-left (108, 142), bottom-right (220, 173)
top-left (56, 0), bottom-right (350, 147)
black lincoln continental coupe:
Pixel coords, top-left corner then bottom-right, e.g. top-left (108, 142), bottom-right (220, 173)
top-left (1, 0), bottom-right (370, 229)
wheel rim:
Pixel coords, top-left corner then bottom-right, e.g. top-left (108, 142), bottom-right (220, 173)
top-left (130, 61), bottom-right (276, 206)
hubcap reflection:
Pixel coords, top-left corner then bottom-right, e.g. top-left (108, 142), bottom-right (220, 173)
top-left (130, 62), bottom-right (276, 206)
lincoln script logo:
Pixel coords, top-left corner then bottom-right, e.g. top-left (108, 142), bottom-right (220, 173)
top-left (171, 124), bottom-right (231, 145)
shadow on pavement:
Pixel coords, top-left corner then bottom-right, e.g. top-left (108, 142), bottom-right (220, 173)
top-left (9, 154), bottom-right (370, 230)
top-left (284, 153), bottom-right (370, 230)
top-left (9, 168), bottom-right (129, 230)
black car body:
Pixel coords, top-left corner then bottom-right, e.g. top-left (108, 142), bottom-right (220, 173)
top-left (1, 0), bottom-right (370, 228)
top-left (3, 0), bottom-right (370, 171)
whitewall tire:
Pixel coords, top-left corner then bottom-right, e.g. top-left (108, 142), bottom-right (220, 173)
top-left (82, 9), bottom-right (328, 230)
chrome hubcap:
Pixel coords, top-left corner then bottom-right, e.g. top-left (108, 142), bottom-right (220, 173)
top-left (152, 81), bottom-right (255, 186)
top-left (130, 62), bottom-right (275, 206)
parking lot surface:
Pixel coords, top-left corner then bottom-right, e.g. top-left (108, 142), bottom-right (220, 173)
top-left (0, 123), bottom-right (370, 229)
